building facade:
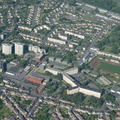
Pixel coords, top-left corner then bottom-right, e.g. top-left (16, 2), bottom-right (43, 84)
top-left (15, 42), bottom-right (24, 55)
top-left (2, 43), bottom-right (13, 55)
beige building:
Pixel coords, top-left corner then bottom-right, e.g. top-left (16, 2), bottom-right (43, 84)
top-left (63, 73), bottom-right (77, 87)
top-left (65, 31), bottom-right (85, 39)
top-left (15, 42), bottom-right (24, 55)
top-left (45, 67), bottom-right (62, 75)
top-left (64, 67), bottom-right (78, 75)
top-left (48, 37), bottom-right (66, 45)
top-left (67, 87), bottom-right (101, 98)
top-left (18, 25), bottom-right (32, 31)
top-left (2, 43), bottom-right (13, 55)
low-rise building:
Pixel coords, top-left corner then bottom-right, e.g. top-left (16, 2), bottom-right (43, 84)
top-left (65, 31), bottom-right (85, 39)
top-left (48, 37), bottom-right (66, 45)
top-left (18, 25), bottom-right (32, 31)
top-left (99, 76), bottom-right (112, 85)
top-left (34, 54), bottom-right (44, 62)
top-left (45, 67), bottom-right (62, 75)
top-left (83, 52), bottom-right (90, 61)
top-left (111, 87), bottom-right (120, 95)
top-left (26, 75), bottom-right (44, 84)
top-left (29, 45), bottom-right (46, 54)
top-left (49, 56), bottom-right (55, 61)
top-left (6, 66), bottom-right (22, 76)
top-left (58, 33), bottom-right (67, 40)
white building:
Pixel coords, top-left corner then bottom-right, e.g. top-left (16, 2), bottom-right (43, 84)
top-left (67, 87), bottom-right (79, 94)
top-left (48, 37), bottom-right (66, 45)
top-left (111, 87), bottom-right (120, 95)
top-left (63, 73), bottom-right (77, 87)
top-left (29, 44), bottom-right (39, 53)
top-left (64, 31), bottom-right (85, 39)
top-left (34, 25), bottom-right (50, 33)
top-left (2, 43), bottom-right (13, 55)
top-left (0, 34), bottom-right (4, 40)
top-left (58, 33), bottom-right (67, 40)
top-left (15, 42), bottom-right (24, 55)
top-left (18, 25), bottom-right (32, 31)
top-left (64, 67), bottom-right (78, 75)
top-left (29, 44), bottom-right (46, 54)
top-left (45, 67), bottom-right (62, 75)
top-left (79, 87), bottom-right (101, 98)
top-left (67, 87), bottom-right (101, 98)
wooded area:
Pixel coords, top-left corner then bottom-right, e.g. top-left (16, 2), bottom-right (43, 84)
top-left (97, 25), bottom-right (120, 54)
top-left (80, 0), bottom-right (120, 14)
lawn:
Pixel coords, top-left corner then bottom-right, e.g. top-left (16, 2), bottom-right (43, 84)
top-left (84, 15), bottom-right (96, 20)
top-left (97, 61), bottom-right (120, 74)
top-left (103, 46), bottom-right (112, 52)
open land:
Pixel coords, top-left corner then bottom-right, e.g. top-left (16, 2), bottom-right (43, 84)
top-left (90, 58), bottom-right (120, 75)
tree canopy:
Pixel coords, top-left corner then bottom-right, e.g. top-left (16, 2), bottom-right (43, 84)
top-left (97, 25), bottom-right (120, 54)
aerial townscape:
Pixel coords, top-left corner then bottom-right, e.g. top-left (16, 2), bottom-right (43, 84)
top-left (0, 0), bottom-right (120, 120)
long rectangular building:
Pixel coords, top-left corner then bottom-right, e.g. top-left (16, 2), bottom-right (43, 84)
top-left (48, 37), bottom-right (66, 45)
top-left (64, 67), bottom-right (78, 75)
top-left (26, 75), bottom-right (43, 84)
top-left (67, 87), bottom-right (101, 98)
top-left (65, 31), bottom-right (85, 39)
top-left (63, 73), bottom-right (77, 87)
top-left (45, 67), bottom-right (62, 75)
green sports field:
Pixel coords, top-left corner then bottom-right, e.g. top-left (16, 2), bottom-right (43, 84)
top-left (97, 61), bottom-right (120, 74)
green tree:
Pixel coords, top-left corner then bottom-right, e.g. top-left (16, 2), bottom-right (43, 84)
top-left (6, 54), bottom-right (16, 63)
top-left (19, 60), bottom-right (27, 68)
top-left (105, 93), bottom-right (115, 102)
top-left (110, 110), bottom-right (116, 120)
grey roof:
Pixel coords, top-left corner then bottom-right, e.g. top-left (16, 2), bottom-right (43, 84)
top-left (6, 66), bottom-right (22, 74)
top-left (31, 61), bottom-right (38, 66)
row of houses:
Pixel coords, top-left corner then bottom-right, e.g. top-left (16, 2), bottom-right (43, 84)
top-left (90, 47), bottom-right (120, 60)
top-left (19, 33), bottom-right (42, 43)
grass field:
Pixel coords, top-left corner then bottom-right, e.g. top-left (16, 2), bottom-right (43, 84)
top-left (103, 46), bottom-right (112, 52)
top-left (84, 15), bottom-right (96, 20)
top-left (97, 61), bottom-right (120, 74)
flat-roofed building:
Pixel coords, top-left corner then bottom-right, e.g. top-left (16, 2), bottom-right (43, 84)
top-left (64, 67), bottom-right (78, 75)
top-left (79, 87), bottom-right (101, 98)
top-left (45, 67), bottom-right (62, 75)
top-left (18, 25), bottom-right (32, 31)
top-left (58, 33), bottom-right (67, 40)
top-left (67, 87), bottom-right (79, 94)
top-left (65, 31), bottom-right (85, 39)
top-left (48, 37), bottom-right (66, 45)
top-left (2, 43), bottom-right (13, 55)
top-left (67, 86), bottom-right (101, 98)
top-left (6, 66), bottom-right (22, 76)
top-left (26, 75), bottom-right (44, 84)
top-left (63, 73), bottom-right (77, 87)
top-left (15, 42), bottom-right (24, 55)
